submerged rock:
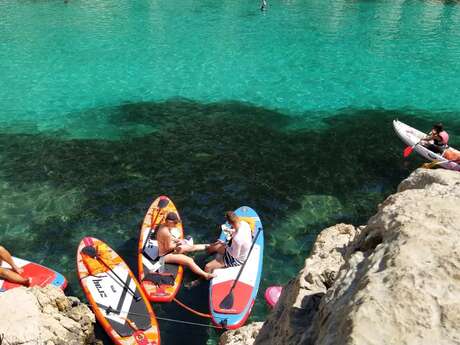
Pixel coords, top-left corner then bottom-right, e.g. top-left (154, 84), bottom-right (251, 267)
top-left (0, 285), bottom-right (99, 345)
top-left (221, 168), bottom-right (460, 345)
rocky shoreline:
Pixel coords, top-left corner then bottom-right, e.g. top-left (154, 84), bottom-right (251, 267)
top-left (0, 285), bottom-right (99, 345)
top-left (1, 168), bottom-right (459, 345)
top-left (220, 168), bottom-right (460, 345)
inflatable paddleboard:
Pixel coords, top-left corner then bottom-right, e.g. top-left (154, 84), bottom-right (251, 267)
top-left (0, 257), bottom-right (67, 293)
top-left (138, 196), bottom-right (184, 303)
top-left (209, 206), bottom-right (264, 329)
top-left (77, 237), bottom-right (160, 345)
top-left (393, 120), bottom-right (460, 171)
top-left (264, 286), bottom-right (283, 308)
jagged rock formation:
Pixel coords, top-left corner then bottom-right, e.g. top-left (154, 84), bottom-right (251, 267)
top-left (221, 168), bottom-right (460, 345)
top-left (0, 285), bottom-right (99, 345)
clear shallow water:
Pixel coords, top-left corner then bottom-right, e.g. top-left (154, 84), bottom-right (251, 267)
top-left (1, 0), bottom-right (460, 344)
top-left (1, 0), bottom-right (460, 132)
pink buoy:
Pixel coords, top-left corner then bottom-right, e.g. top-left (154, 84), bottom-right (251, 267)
top-left (264, 286), bottom-right (283, 308)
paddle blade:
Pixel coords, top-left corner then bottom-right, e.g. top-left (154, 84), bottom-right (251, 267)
top-left (423, 161), bottom-right (439, 169)
top-left (403, 146), bottom-right (414, 158)
top-left (81, 246), bottom-right (97, 258)
top-left (158, 197), bottom-right (169, 209)
top-left (219, 292), bottom-right (234, 310)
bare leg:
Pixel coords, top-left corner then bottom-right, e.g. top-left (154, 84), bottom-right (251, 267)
top-left (205, 258), bottom-right (225, 273)
top-left (175, 244), bottom-right (208, 254)
top-left (0, 268), bottom-right (30, 286)
top-left (0, 246), bottom-right (23, 274)
top-left (206, 242), bottom-right (226, 255)
top-left (165, 253), bottom-right (215, 280)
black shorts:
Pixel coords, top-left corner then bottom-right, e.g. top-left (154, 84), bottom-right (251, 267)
top-left (223, 249), bottom-right (243, 268)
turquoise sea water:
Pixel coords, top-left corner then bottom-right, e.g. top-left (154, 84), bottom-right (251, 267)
top-left (1, 0), bottom-right (460, 344)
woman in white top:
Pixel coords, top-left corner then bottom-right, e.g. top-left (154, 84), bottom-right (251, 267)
top-left (205, 211), bottom-right (253, 273)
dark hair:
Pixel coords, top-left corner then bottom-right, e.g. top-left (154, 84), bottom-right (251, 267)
top-left (225, 211), bottom-right (239, 224)
top-left (165, 212), bottom-right (179, 223)
top-left (433, 123), bottom-right (444, 133)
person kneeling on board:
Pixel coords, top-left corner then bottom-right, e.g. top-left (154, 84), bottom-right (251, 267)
top-left (421, 123), bottom-right (449, 154)
top-left (156, 214), bottom-right (215, 280)
top-left (0, 245), bottom-right (30, 286)
top-left (204, 211), bottom-right (252, 273)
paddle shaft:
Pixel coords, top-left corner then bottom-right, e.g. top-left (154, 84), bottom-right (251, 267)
top-left (142, 207), bottom-right (163, 253)
top-left (97, 255), bottom-right (140, 300)
top-left (227, 227), bottom-right (262, 295)
top-left (405, 128), bottom-right (442, 157)
top-left (426, 158), bottom-right (460, 167)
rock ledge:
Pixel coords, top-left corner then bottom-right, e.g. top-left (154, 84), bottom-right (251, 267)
top-left (0, 285), bottom-right (99, 345)
top-left (220, 168), bottom-right (460, 345)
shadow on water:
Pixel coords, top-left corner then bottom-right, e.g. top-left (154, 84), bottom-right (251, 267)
top-left (1, 99), bottom-right (459, 344)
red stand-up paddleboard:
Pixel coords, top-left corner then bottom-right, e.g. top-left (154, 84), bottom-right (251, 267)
top-left (209, 206), bottom-right (264, 330)
top-left (0, 257), bottom-right (67, 293)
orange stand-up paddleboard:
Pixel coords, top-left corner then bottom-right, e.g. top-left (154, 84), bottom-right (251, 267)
top-left (138, 196), bottom-right (184, 302)
top-left (77, 237), bottom-right (160, 345)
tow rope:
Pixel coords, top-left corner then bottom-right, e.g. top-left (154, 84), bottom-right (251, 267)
top-left (173, 297), bottom-right (212, 319)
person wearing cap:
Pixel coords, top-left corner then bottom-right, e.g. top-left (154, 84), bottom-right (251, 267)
top-left (156, 213), bottom-right (215, 280)
top-left (0, 245), bottom-right (31, 286)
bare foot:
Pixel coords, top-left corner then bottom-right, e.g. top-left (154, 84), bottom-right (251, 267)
top-left (23, 277), bottom-right (32, 287)
top-left (185, 279), bottom-right (201, 289)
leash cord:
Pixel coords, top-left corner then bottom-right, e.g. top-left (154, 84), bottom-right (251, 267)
top-left (81, 302), bottom-right (222, 330)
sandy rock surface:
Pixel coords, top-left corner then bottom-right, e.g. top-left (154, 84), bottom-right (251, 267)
top-left (219, 322), bottom-right (263, 345)
top-left (220, 168), bottom-right (460, 345)
top-left (0, 285), bottom-right (99, 345)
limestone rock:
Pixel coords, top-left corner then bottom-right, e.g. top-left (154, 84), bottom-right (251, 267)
top-left (219, 322), bottom-right (263, 345)
top-left (0, 285), bottom-right (98, 345)
top-left (255, 223), bottom-right (359, 345)
top-left (220, 168), bottom-right (460, 345)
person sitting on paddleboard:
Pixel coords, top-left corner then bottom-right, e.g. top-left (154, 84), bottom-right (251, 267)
top-left (204, 211), bottom-right (252, 273)
top-left (421, 123), bottom-right (449, 154)
top-left (156, 213), bottom-right (215, 280)
top-left (0, 245), bottom-right (31, 286)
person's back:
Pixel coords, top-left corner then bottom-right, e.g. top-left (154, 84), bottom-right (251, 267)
top-left (227, 220), bottom-right (252, 262)
top-left (156, 225), bottom-right (175, 257)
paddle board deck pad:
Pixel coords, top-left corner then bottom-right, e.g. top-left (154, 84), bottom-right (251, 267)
top-left (209, 206), bottom-right (264, 329)
top-left (393, 120), bottom-right (460, 171)
top-left (77, 237), bottom-right (160, 345)
top-left (0, 257), bottom-right (67, 293)
top-left (265, 286), bottom-right (283, 308)
top-left (138, 196), bottom-right (184, 302)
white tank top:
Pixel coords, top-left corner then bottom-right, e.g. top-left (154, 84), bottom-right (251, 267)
top-left (228, 221), bottom-right (252, 262)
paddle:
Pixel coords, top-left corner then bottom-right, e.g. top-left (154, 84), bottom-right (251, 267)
top-left (422, 159), bottom-right (460, 169)
top-left (219, 227), bottom-right (262, 310)
top-left (81, 246), bottom-right (141, 301)
top-left (403, 140), bottom-right (422, 158)
top-left (142, 196), bottom-right (170, 254)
